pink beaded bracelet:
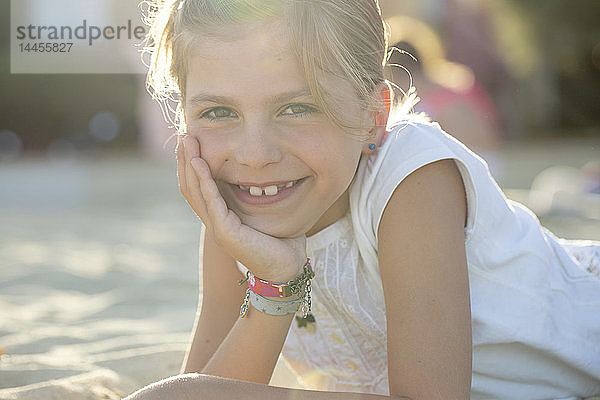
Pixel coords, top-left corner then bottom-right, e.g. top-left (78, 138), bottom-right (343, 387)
top-left (238, 258), bottom-right (314, 298)
top-left (239, 258), bottom-right (314, 319)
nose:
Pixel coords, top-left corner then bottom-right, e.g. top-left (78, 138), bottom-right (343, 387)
top-left (233, 123), bottom-right (283, 168)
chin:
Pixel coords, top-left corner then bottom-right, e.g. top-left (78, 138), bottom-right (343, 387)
top-left (242, 215), bottom-right (308, 239)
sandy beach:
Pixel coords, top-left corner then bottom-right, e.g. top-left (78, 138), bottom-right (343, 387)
top-left (1, 138), bottom-right (599, 399)
top-left (0, 154), bottom-right (198, 398)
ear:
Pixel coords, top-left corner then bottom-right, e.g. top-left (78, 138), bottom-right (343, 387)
top-left (362, 82), bottom-right (392, 154)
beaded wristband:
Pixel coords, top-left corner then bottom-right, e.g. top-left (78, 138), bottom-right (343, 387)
top-left (239, 258), bottom-right (315, 320)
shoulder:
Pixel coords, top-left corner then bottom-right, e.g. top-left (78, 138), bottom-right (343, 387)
top-left (349, 119), bottom-right (464, 238)
top-left (355, 119), bottom-right (460, 192)
top-left (382, 119), bottom-right (453, 156)
top-left (378, 158), bottom-right (467, 240)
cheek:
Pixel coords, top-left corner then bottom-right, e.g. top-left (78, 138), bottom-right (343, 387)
top-left (311, 147), bottom-right (362, 192)
top-left (186, 132), bottom-right (228, 178)
top-left (298, 125), bottom-right (364, 155)
top-left (303, 133), bottom-right (363, 176)
top-left (331, 138), bottom-right (364, 170)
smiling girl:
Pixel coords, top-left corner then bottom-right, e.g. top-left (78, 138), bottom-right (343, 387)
top-left (125, 0), bottom-right (600, 399)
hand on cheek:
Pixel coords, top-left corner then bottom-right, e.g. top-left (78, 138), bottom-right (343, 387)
top-left (177, 134), bottom-right (208, 220)
top-left (176, 135), bottom-right (307, 283)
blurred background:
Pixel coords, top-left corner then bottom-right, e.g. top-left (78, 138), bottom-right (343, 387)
top-left (0, 0), bottom-right (599, 397)
top-left (1, 0), bottom-right (599, 154)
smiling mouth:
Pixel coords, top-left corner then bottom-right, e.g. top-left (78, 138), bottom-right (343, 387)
top-left (236, 179), bottom-right (303, 196)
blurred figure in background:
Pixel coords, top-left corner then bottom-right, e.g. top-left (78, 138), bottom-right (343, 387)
top-left (386, 15), bottom-right (504, 178)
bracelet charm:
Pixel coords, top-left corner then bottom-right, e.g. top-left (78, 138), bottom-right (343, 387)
top-left (240, 288), bottom-right (250, 318)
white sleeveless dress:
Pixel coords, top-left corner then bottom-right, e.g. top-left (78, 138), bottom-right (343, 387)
top-left (237, 121), bottom-right (600, 399)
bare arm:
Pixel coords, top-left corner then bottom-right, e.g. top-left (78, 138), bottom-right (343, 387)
top-left (378, 159), bottom-right (472, 399)
top-left (181, 227), bottom-right (248, 374)
top-left (182, 228), bottom-right (294, 384)
top-left (124, 374), bottom-right (410, 400)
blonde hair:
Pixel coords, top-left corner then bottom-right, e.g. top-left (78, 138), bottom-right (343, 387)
top-left (142, 0), bottom-right (410, 135)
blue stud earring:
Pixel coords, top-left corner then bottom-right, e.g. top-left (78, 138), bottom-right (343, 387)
top-left (369, 143), bottom-right (377, 150)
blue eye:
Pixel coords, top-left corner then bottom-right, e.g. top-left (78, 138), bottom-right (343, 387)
top-left (280, 104), bottom-right (319, 118)
top-left (200, 107), bottom-right (237, 121)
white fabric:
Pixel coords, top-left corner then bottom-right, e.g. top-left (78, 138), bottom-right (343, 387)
top-left (237, 121), bottom-right (600, 399)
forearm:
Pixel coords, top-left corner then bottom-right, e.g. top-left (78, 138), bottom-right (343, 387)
top-left (125, 374), bottom-right (409, 400)
top-left (201, 305), bottom-right (294, 384)
top-left (181, 309), bottom-right (215, 374)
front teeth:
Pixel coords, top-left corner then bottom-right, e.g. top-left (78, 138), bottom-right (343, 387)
top-left (249, 186), bottom-right (263, 196)
top-left (264, 185), bottom-right (278, 196)
top-left (242, 181), bottom-right (297, 196)
top-left (249, 185), bottom-right (278, 196)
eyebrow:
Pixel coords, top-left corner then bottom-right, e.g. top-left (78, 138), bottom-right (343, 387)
top-left (186, 89), bottom-right (313, 108)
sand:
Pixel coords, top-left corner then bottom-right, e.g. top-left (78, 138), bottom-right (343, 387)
top-left (1, 139), bottom-right (599, 399)
top-left (0, 155), bottom-right (197, 398)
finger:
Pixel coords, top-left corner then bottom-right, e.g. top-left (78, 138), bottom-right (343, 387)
top-left (190, 156), bottom-right (256, 253)
top-left (176, 135), bottom-right (187, 196)
top-left (182, 136), bottom-right (209, 221)
top-left (191, 157), bottom-right (234, 229)
top-left (176, 134), bottom-right (195, 207)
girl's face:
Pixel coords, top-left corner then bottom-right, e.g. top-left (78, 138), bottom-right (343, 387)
top-left (184, 21), bottom-right (371, 238)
